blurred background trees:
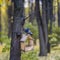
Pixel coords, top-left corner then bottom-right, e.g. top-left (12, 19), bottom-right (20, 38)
top-left (0, 0), bottom-right (60, 60)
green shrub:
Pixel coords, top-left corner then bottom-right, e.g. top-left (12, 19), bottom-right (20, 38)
top-left (52, 27), bottom-right (60, 42)
top-left (48, 26), bottom-right (60, 47)
top-left (0, 35), bottom-right (10, 44)
top-left (21, 50), bottom-right (38, 60)
top-left (49, 33), bottom-right (58, 47)
top-left (2, 44), bottom-right (10, 52)
top-left (0, 34), bottom-right (11, 52)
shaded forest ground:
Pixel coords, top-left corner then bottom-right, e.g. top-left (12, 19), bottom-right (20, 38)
top-left (0, 40), bottom-right (60, 60)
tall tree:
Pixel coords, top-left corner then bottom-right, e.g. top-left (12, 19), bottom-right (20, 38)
top-left (10, 0), bottom-right (24, 60)
top-left (45, 0), bottom-right (50, 53)
top-left (28, 0), bottom-right (34, 24)
top-left (41, 0), bottom-right (51, 53)
top-left (58, 0), bottom-right (60, 27)
top-left (53, 0), bottom-right (58, 27)
top-left (49, 0), bottom-right (53, 33)
top-left (35, 0), bottom-right (47, 56)
top-left (8, 4), bottom-right (12, 38)
top-left (0, 0), bottom-right (3, 41)
top-left (47, 0), bottom-right (53, 53)
top-left (0, 4), bottom-right (1, 42)
top-left (44, 0), bottom-right (53, 53)
top-left (42, 0), bottom-right (48, 49)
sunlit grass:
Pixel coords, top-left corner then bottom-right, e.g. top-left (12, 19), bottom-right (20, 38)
top-left (0, 42), bottom-right (60, 60)
top-left (0, 52), bottom-right (9, 60)
top-left (0, 44), bottom-right (5, 53)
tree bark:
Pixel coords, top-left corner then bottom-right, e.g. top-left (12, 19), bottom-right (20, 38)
top-left (47, 0), bottom-right (53, 53)
top-left (42, 0), bottom-right (48, 48)
top-left (28, 0), bottom-right (34, 24)
top-left (10, 0), bottom-right (24, 60)
top-left (58, 1), bottom-right (60, 27)
top-left (35, 0), bottom-right (47, 56)
top-left (49, 0), bottom-right (53, 34)
top-left (0, 5), bottom-right (1, 43)
top-left (8, 5), bottom-right (12, 38)
top-left (45, 0), bottom-right (50, 53)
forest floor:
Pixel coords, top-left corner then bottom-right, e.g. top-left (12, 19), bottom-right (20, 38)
top-left (0, 44), bottom-right (5, 53)
top-left (36, 40), bottom-right (60, 60)
top-left (0, 41), bottom-right (60, 60)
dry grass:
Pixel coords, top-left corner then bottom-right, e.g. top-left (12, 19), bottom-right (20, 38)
top-left (0, 44), bottom-right (5, 53)
top-left (0, 42), bottom-right (60, 60)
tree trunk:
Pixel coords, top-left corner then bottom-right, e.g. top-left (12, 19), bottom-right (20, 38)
top-left (35, 0), bottom-right (47, 56)
top-left (0, 5), bottom-right (1, 43)
top-left (28, 0), bottom-right (34, 24)
top-left (42, 0), bottom-right (48, 48)
top-left (8, 5), bottom-right (12, 38)
top-left (58, 1), bottom-right (60, 27)
top-left (45, 0), bottom-right (50, 53)
top-left (47, 0), bottom-right (53, 53)
top-left (49, 0), bottom-right (53, 34)
top-left (10, 0), bottom-right (24, 60)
